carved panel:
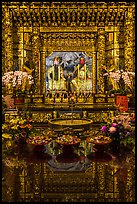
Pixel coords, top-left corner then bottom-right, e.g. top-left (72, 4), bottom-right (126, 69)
top-left (124, 7), bottom-right (135, 72)
top-left (2, 6), bottom-right (13, 73)
top-left (88, 110), bottom-right (115, 123)
top-left (97, 27), bottom-right (105, 93)
top-left (32, 113), bottom-right (52, 123)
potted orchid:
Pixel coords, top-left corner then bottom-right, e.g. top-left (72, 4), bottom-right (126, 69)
top-left (2, 71), bottom-right (34, 105)
top-left (103, 69), bottom-right (135, 95)
top-left (104, 69), bottom-right (135, 111)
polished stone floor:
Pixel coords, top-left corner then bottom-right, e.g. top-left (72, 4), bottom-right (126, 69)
top-left (2, 127), bottom-right (135, 202)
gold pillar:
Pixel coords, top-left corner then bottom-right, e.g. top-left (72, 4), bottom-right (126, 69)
top-left (40, 51), bottom-right (46, 94)
top-left (91, 37), bottom-right (97, 94)
top-left (32, 27), bottom-right (40, 94)
top-left (97, 27), bottom-right (105, 93)
top-left (124, 6), bottom-right (135, 72)
top-left (85, 35), bottom-right (96, 94)
top-left (2, 6), bottom-right (13, 73)
top-left (18, 28), bottom-right (24, 70)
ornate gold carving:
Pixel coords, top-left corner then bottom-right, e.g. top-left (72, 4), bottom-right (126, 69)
top-left (32, 113), bottom-right (52, 123)
top-left (6, 2), bottom-right (132, 28)
top-left (43, 33), bottom-right (94, 51)
top-left (88, 111), bottom-right (115, 123)
top-left (108, 98), bottom-right (115, 103)
top-left (2, 6), bottom-right (13, 73)
top-left (97, 27), bottom-right (105, 93)
top-left (41, 32), bottom-right (97, 95)
top-left (59, 113), bottom-right (81, 119)
top-left (31, 27), bottom-right (41, 94)
top-left (2, 2), bottom-right (135, 98)
top-left (124, 7), bottom-right (135, 72)
top-left (83, 111), bottom-right (87, 118)
top-left (33, 99), bottom-right (43, 103)
top-left (96, 98), bottom-right (105, 103)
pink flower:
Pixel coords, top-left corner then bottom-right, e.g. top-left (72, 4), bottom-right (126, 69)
top-left (112, 123), bottom-right (118, 127)
top-left (21, 132), bottom-right (27, 138)
top-left (101, 125), bottom-right (107, 132)
top-left (109, 127), bottom-right (117, 134)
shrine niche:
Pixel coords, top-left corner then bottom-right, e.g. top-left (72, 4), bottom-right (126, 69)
top-left (45, 52), bottom-right (92, 93)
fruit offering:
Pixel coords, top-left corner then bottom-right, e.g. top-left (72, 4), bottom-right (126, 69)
top-left (94, 135), bottom-right (111, 144)
top-left (87, 135), bottom-right (112, 144)
top-left (27, 136), bottom-right (52, 146)
top-left (56, 135), bottom-right (81, 145)
top-left (86, 137), bottom-right (94, 143)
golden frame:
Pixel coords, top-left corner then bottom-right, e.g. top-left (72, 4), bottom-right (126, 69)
top-left (40, 33), bottom-right (97, 95)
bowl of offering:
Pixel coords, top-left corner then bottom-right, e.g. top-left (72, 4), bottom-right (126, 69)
top-left (56, 135), bottom-right (81, 146)
top-left (86, 135), bottom-right (112, 152)
top-left (56, 135), bottom-right (81, 156)
top-left (27, 136), bottom-right (52, 152)
top-left (93, 135), bottom-right (112, 145)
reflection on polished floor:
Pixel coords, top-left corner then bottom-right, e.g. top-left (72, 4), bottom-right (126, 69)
top-left (2, 126), bottom-right (135, 202)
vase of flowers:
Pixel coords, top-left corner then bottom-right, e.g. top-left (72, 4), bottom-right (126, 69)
top-left (2, 71), bottom-right (34, 106)
top-left (2, 116), bottom-right (34, 144)
top-left (100, 112), bottom-right (135, 152)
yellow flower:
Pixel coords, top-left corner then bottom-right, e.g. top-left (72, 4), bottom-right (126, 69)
top-left (10, 119), bottom-right (18, 125)
top-left (6, 140), bottom-right (13, 148)
top-left (2, 124), bottom-right (8, 130)
top-left (2, 133), bottom-right (12, 139)
top-left (11, 125), bottom-right (19, 130)
top-left (19, 119), bottom-right (26, 125)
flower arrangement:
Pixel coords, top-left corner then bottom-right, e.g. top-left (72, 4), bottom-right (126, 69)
top-left (2, 71), bottom-right (34, 96)
top-left (104, 69), bottom-right (135, 95)
top-left (100, 113), bottom-right (135, 151)
top-left (2, 116), bottom-right (33, 143)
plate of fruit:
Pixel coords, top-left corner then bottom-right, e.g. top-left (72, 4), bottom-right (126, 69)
top-left (93, 135), bottom-right (112, 145)
top-left (56, 135), bottom-right (81, 146)
top-left (86, 137), bottom-right (94, 143)
top-left (27, 136), bottom-right (52, 146)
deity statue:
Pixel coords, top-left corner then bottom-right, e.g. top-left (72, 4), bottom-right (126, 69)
top-left (47, 56), bottom-right (65, 90)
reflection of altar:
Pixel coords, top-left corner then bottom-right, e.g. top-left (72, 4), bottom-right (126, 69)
top-left (47, 156), bottom-right (91, 172)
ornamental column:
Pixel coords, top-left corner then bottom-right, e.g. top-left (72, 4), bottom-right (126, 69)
top-left (17, 27), bottom-right (24, 70)
top-left (40, 51), bottom-right (46, 94)
top-left (97, 27), bottom-right (105, 93)
top-left (91, 36), bottom-right (97, 94)
top-left (31, 27), bottom-right (41, 94)
top-left (2, 6), bottom-right (13, 73)
top-left (124, 6), bottom-right (135, 72)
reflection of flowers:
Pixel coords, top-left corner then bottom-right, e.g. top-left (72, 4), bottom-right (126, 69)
top-left (2, 71), bottom-right (34, 96)
top-left (2, 116), bottom-right (33, 142)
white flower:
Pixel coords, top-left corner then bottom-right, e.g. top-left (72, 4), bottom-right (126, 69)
top-left (2, 71), bottom-right (34, 93)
